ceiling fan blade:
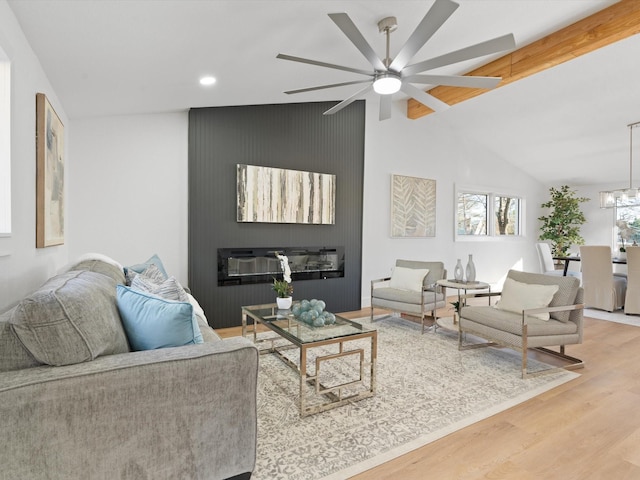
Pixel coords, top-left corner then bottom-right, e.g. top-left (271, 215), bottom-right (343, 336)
top-left (379, 94), bottom-right (392, 121)
top-left (328, 13), bottom-right (386, 71)
top-left (284, 80), bottom-right (372, 95)
top-left (405, 74), bottom-right (502, 89)
top-left (323, 84), bottom-right (373, 115)
top-left (389, 0), bottom-right (459, 72)
top-left (277, 53), bottom-right (373, 76)
top-left (400, 83), bottom-right (449, 112)
top-left (402, 33), bottom-right (516, 75)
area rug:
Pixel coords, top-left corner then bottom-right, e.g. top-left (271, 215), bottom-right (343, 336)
top-left (584, 308), bottom-right (640, 326)
top-left (253, 316), bottom-right (579, 480)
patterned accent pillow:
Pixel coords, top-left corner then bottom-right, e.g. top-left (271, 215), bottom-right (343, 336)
top-left (125, 263), bottom-right (166, 286)
top-left (131, 274), bottom-right (189, 303)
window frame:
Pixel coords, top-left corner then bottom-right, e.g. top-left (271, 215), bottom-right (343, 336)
top-left (0, 49), bottom-right (11, 237)
top-left (455, 184), bottom-right (525, 241)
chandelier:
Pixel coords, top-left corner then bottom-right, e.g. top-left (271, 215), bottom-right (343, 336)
top-left (600, 121), bottom-right (640, 208)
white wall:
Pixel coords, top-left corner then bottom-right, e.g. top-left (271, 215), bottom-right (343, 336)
top-left (361, 101), bottom-right (549, 305)
top-left (0, 0), bottom-right (69, 311)
top-left (68, 113), bottom-right (189, 284)
top-left (573, 183), bottom-right (618, 249)
top-left (0, 0), bottom-right (564, 312)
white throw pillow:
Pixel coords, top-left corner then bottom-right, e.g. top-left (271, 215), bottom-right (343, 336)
top-left (389, 266), bottom-right (429, 292)
top-left (495, 277), bottom-right (559, 320)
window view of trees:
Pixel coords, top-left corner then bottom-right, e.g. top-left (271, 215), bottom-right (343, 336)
top-left (616, 200), bottom-right (640, 251)
top-left (457, 193), bottom-right (487, 235)
top-left (457, 190), bottom-right (522, 238)
top-left (495, 196), bottom-right (520, 235)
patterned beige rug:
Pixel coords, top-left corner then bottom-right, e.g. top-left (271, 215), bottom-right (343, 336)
top-left (253, 316), bottom-right (579, 480)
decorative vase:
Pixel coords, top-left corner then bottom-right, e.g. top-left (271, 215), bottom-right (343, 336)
top-left (465, 254), bottom-right (476, 283)
top-left (276, 296), bottom-right (292, 310)
top-left (454, 259), bottom-right (464, 281)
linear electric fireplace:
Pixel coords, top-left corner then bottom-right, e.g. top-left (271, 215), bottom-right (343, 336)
top-left (217, 247), bottom-right (344, 286)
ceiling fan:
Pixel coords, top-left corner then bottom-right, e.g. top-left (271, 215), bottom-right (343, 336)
top-left (277, 0), bottom-right (516, 120)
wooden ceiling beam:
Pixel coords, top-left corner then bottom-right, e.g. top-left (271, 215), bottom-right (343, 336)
top-left (407, 0), bottom-right (640, 119)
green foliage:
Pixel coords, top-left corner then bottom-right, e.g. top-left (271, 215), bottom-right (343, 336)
top-left (272, 277), bottom-right (293, 298)
top-left (538, 185), bottom-right (589, 257)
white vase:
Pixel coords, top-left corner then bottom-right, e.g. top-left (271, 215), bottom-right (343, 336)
top-left (454, 259), bottom-right (464, 281)
top-left (465, 254), bottom-right (476, 283)
top-left (276, 296), bottom-right (292, 310)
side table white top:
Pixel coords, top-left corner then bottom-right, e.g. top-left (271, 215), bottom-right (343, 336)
top-left (436, 279), bottom-right (490, 290)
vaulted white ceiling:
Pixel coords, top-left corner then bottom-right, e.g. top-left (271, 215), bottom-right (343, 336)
top-left (8, 0), bottom-right (639, 187)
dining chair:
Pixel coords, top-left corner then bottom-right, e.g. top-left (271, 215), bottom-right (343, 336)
top-left (624, 246), bottom-right (640, 315)
top-left (579, 245), bottom-right (627, 312)
top-left (536, 242), bottom-right (581, 279)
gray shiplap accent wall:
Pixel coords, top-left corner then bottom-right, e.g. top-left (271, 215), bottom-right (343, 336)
top-left (188, 101), bottom-right (365, 329)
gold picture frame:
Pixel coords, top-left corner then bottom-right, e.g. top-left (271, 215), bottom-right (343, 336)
top-left (36, 93), bottom-right (65, 247)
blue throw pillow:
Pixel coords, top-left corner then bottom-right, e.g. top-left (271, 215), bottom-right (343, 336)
top-left (116, 285), bottom-right (203, 351)
top-left (125, 254), bottom-right (169, 279)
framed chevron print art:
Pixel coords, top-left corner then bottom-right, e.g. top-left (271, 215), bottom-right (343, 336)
top-left (390, 174), bottom-right (436, 238)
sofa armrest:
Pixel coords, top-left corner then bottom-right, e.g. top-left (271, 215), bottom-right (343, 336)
top-left (0, 337), bottom-right (258, 480)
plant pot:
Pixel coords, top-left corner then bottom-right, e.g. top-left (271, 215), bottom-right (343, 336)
top-left (618, 252), bottom-right (627, 260)
top-left (276, 296), bottom-right (292, 310)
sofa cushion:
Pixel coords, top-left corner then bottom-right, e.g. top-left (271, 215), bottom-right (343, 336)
top-left (495, 277), bottom-right (559, 320)
top-left (461, 305), bottom-right (578, 337)
top-left (61, 253), bottom-right (126, 285)
top-left (131, 274), bottom-right (189, 302)
top-left (0, 311), bottom-right (41, 372)
top-left (9, 270), bottom-right (130, 366)
top-left (507, 270), bottom-right (580, 322)
top-left (124, 254), bottom-right (168, 283)
top-left (116, 285), bottom-right (204, 351)
top-left (389, 266), bottom-right (429, 292)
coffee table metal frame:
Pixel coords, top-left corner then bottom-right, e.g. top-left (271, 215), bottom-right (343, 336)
top-left (241, 303), bottom-right (377, 417)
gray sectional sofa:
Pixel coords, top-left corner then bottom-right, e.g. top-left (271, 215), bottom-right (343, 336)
top-left (0, 255), bottom-right (258, 480)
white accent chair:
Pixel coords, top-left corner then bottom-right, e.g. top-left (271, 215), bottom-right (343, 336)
top-left (624, 246), bottom-right (640, 315)
top-left (580, 245), bottom-right (626, 312)
top-left (536, 242), bottom-right (581, 279)
top-left (371, 260), bottom-right (446, 334)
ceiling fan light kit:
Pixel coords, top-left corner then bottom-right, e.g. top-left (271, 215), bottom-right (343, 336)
top-left (600, 121), bottom-right (640, 208)
top-left (276, 0), bottom-right (515, 120)
top-left (373, 72), bottom-right (401, 95)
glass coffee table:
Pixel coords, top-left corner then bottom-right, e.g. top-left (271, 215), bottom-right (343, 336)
top-left (242, 303), bottom-right (377, 416)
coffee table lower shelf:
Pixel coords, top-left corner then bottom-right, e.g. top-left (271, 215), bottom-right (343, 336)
top-left (242, 304), bottom-right (377, 417)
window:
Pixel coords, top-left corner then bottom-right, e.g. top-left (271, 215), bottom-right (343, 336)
top-left (456, 187), bottom-right (524, 239)
top-left (615, 199), bottom-right (640, 251)
top-left (0, 48), bottom-right (10, 236)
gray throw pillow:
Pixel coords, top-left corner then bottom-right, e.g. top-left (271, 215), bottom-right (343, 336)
top-left (10, 270), bottom-right (130, 366)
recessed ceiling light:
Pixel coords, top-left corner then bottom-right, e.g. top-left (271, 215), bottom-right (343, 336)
top-left (200, 76), bottom-right (216, 86)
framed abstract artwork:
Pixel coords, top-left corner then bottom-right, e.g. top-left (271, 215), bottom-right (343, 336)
top-left (36, 93), bottom-right (65, 247)
top-left (237, 164), bottom-right (336, 224)
top-left (391, 174), bottom-right (436, 237)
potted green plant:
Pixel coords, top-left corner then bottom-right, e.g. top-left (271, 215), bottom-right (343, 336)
top-left (538, 185), bottom-right (589, 258)
top-left (450, 300), bottom-right (461, 325)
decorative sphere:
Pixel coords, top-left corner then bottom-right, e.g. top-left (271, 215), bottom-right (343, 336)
top-left (324, 312), bottom-right (336, 325)
top-left (309, 309), bottom-right (319, 320)
top-left (310, 299), bottom-right (318, 306)
top-left (300, 299), bottom-right (310, 311)
top-left (316, 300), bottom-right (326, 311)
top-left (291, 304), bottom-right (302, 317)
top-left (313, 317), bottom-right (325, 327)
top-left (313, 304), bottom-right (324, 314)
top-left (300, 311), bottom-right (310, 323)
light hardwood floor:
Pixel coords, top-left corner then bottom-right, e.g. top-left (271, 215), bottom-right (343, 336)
top-left (218, 306), bottom-right (640, 479)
